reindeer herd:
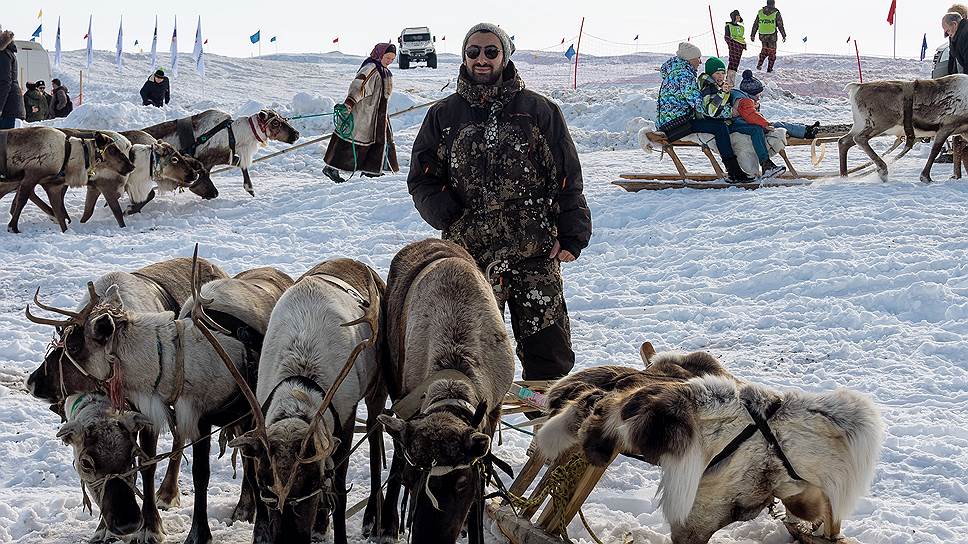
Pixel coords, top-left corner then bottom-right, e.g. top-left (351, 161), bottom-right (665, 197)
top-left (20, 236), bottom-right (888, 544)
top-left (24, 239), bottom-right (514, 544)
top-left (0, 108), bottom-right (299, 233)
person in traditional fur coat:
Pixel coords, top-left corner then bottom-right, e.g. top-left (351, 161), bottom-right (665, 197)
top-left (323, 43), bottom-right (400, 182)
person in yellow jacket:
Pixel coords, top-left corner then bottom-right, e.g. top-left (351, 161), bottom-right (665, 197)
top-left (724, 10), bottom-right (746, 85)
top-left (751, 0), bottom-right (786, 72)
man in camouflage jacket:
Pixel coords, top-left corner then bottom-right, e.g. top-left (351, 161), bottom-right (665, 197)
top-left (408, 23), bottom-right (592, 380)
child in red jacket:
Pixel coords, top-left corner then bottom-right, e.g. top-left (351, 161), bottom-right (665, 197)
top-left (733, 70), bottom-right (821, 139)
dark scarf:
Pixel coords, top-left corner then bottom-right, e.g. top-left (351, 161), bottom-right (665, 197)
top-left (362, 42), bottom-right (394, 78)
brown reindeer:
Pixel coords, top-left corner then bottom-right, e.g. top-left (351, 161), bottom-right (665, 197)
top-left (121, 130), bottom-right (211, 213)
top-left (377, 239), bottom-right (515, 544)
top-left (1, 127), bottom-right (133, 233)
top-left (839, 75), bottom-right (968, 182)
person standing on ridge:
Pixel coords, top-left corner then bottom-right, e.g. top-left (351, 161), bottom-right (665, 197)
top-left (751, 0), bottom-right (786, 73)
top-left (724, 9), bottom-right (746, 86)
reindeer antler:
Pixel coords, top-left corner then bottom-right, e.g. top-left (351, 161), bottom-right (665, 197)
top-left (189, 244), bottom-right (268, 444)
top-left (31, 287), bottom-right (80, 318)
top-left (26, 283), bottom-right (103, 327)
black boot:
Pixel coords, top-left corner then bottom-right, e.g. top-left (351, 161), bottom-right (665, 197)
top-left (323, 165), bottom-right (346, 183)
top-left (804, 122), bottom-right (821, 139)
top-left (723, 156), bottom-right (756, 183)
top-left (760, 158), bottom-right (787, 178)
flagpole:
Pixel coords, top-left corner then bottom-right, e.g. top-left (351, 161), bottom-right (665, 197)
top-left (708, 5), bottom-right (720, 57)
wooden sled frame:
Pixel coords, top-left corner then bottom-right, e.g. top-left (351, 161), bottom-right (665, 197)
top-left (614, 131), bottom-right (904, 192)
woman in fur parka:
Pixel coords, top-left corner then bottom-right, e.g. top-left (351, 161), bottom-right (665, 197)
top-left (323, 43), bottom-right (400, 182)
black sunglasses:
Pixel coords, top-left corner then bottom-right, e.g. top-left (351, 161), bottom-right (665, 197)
top-left (465, 45), bottom-right (501, 60)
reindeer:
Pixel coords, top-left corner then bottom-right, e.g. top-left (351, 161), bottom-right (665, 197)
top-left (25, 257), bottom-right (228, 532)
top-left (0, 126), bottom-right (133, 233)
top-left (57, 392), bottom-right (152, 543)
top-left (60, 129), bottom-right (197, 223)
top-left (121, 130), bottom-right (211, 214)
top-left (142, 109), bottom-right (299, 197)
top-left (204, 258), bottom-right (384, 544)
top-left (839, 74), bottom-right (968, 182)
top-left (536, 347), bottom-right (884, 544)
top-left (376, 239), bottom-right (515, 544)
top-left (23, 257), bottom-right (288, 544)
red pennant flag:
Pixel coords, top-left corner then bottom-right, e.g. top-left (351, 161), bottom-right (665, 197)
top-left (83, 33), bottom-right (89, 39)
top-left (442, 36), bottom-right (446, 41)
top-left (332, 37), bottom-right (339, 43)
top-left (560, 37), bottom-right (565, 44)
top-left (846, 36), bottom-right (852, 43)
top-left (887, 0), bottom-right (896, 25)
top-left (203, 38), bottom-right (208, 44)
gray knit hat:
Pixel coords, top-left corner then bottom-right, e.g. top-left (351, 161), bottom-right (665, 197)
top-left (463, 23), bottom-right (515, 67)
top-left (676, 42), bottom-right (702, 61)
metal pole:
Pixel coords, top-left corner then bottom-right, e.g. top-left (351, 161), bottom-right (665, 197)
top-left (79, 70), bottom-right (84, 105)
top-left (854, 40), bottom-right (863, 83)
top-left (709, 5), bottom-right (720, 57)
top-left (574, 17), bottom-right (585, 90)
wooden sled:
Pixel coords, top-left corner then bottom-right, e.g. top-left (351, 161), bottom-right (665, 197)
top-left (615, 131), bottom-right (904, 192)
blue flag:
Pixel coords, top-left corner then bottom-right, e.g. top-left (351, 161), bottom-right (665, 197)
top-left (270, 36), bottom-right (277, 43)
top-left (250, 30), bottom-right (261, 44)
top-left (32, 24), bottom-right (42, 38)
top-left (921, 33), bottom-right (928, 61)
top-left (565, 44), bottom-right (576, 60)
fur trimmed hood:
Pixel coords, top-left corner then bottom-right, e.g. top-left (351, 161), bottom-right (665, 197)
top-left (0, 31), bottom-right (15, 51)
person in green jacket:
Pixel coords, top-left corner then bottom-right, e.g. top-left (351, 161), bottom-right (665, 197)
top-left (751, 0), bottom-right (786, 72)
top-left (23, 81), bottom-right (50, 122)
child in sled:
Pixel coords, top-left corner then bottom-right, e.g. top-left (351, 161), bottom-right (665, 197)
top-left (734, 70), bottom-right (824, 139)
top-left (700, 58), bottom-right (786, 178)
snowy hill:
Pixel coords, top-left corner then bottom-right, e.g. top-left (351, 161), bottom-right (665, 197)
top-left (0, 49), bottom-right (965, 544)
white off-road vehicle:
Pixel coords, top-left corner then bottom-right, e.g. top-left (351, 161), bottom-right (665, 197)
top-left (397, 27), bottom-right (437, 70)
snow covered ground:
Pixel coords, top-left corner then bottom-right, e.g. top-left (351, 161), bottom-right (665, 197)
top-left (1, 47), bottom-right (966, 544)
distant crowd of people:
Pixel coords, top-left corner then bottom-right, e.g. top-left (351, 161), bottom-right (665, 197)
top-left (722, 0), bottom-right (787, 84)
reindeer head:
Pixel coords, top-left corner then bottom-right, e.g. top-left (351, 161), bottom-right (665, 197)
top-left (26, 283), bottom-right (133, 385)
top-left (378, 397), bottom-right (491, 544)
top-left (57, 394), bottom-right (151, 537)
top-left (258, 110), bottom-right (300, 144)
top-left (229, 404), bottom-right (339, 542)
top-left (93, 133), bottom-right (136, 176)
top-left (150, 142), bottom-right (197, 186)
top-left (182, 155), bottom-right (219, 199)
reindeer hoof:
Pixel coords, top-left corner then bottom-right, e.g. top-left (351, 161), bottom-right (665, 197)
top-left (921, 174), bottom-right (934, 183)
top-left (7, 226), bottom-right (19, 234)
top-left (156, 491), bottom-right (180, 510)
top-left (133, 527), bottom-right (165, 544)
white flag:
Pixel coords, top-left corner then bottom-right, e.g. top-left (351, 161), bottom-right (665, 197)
top-left (54, 17), bottom-right (62, 68)
top-left (193, 17), bottom-right (205, 76)
top-left (170, 16), bottom-right (178, 76)
top-left (115, 17), bottom-right (124, 70)
top-left (86, 16), bottom-right (93, 69)
top-left (150, 16), bottom-right (158, 69)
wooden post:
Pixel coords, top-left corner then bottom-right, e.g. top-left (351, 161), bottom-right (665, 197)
top-left (573, 17), bottom-right (584, 90)
top-left (78, 70), bottom-right (84, 105)
top-left (709, 5), bottom-right (720, 57)
top-left (854, 40), bottom-right (863, 83)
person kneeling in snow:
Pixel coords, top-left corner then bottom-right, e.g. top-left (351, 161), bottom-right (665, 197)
top-left (700, 58), bottom-right (785, 178)
top-left (656, 43), bottom-right (754, 182)
top-left (140, 69), bottom-right (170, 107)
top-left (734, 70), bottom-right (821, 140)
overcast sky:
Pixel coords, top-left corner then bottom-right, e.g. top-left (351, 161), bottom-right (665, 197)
top-left (1, 1), bottom-right (959, 61)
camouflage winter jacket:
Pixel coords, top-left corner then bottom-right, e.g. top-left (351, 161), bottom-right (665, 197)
top-left (408, 62), bottom-right (592, 267)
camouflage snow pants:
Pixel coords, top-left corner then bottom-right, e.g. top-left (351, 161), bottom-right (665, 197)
top-left (488, 257), bottom-right (576, 381)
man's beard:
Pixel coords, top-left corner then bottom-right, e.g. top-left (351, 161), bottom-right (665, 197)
top-left (468, 64), bottom-right (502, 85)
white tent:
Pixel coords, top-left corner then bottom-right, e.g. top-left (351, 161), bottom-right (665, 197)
top-left (14, 40), bottom-right (53, 93)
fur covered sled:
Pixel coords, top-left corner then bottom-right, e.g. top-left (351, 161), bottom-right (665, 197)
top-left (488, 343), bottom-right (882, 544)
